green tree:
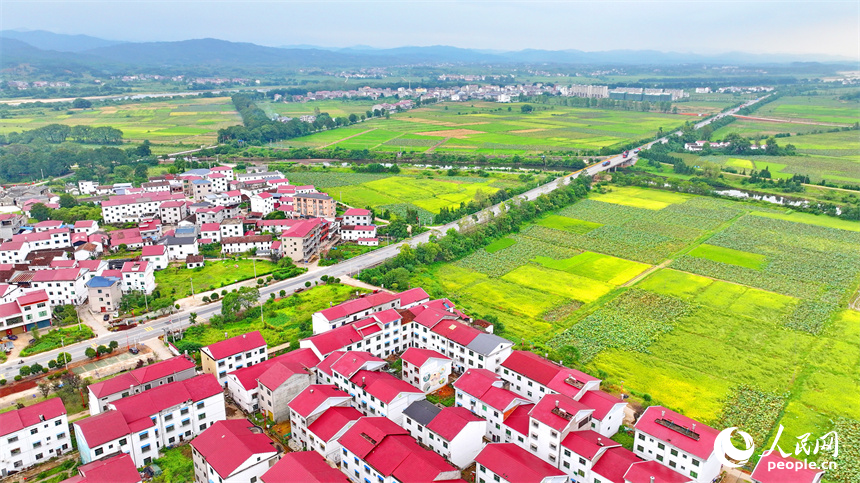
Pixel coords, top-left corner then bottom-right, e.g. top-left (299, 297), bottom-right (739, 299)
top-left (135, 140), bottom-right (152, 157)
top-left (30, 203), bottom-right (52, 222)
top-left (189, 312), bottom-right (198, 325)
top-left (55, 352), bottom-right (72, 366)
top-left (59, 193), bottom-right (78, 209)
top-left (133, 163), bottom-right (149, 180)
top-left (109, 340), bottom-right (118, 350)
top-left (85, 347), bottom-right (97, 359)
top-left (72, 98), bottom-right (92, 109)
top-left (520, 104), bottom-right (534, 113)
top-left (38, 382), bottom-right (51, 398)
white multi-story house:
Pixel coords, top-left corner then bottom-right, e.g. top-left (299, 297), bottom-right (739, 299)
top-left (101, 192), bottom-right (186, 224)
top-left (400, 347), bottom-right (452, 393)
top-left (402, 400), bottom-right (486, 468)
top-left (78, 180), bottom-right (98, 195)
top-left (201, 331), bottom-right (268, 385)
top-left (190, 419), bottom-right (279, 483)
top-left (329, 351), bottom-right (424, 425)
top-left (0, 241), bottom-right (30, 264)
top-left (199, 223), bottom-right (221, 243)
top-left (310, 291), bottom-right (402, 334)
top-left (74, 374), bottom-right (226, 468)
top-left (73, 220), bottom-right (99, 235)
top-left (342, 208), bottom-right (373, 226)
top-left (196, 206), bottom-right (232, 226)
top-left (220, 348), bottom-right (319, 419)
top-left (158, 200), bottom-right (188, 225)
top-left (498, 350), bottom-right (626, 437)
top-left (633, 406), bottom-right (721, 483)
top-left (453, 368), bottom-right (531, 442)
top-left (87, 355), bottom-right (197, 415)
top-left (32, 220), bottom-right (63, 232)
top-left (0, 398), bottom-right (69, 477)
top-left (141, 245), bottom-right (169, 270)
top-left (0, 213), bottom-right (27, 242)
top-left (288, 385), bottom-right (354, 457)
top-left (13, 228), bottom-right (72, 250)
top-left (219, 218), bottom-right (244, 239)
top-left (162, 236), bottom-right (199, 260)
top-left (120, 261), bottom-right (155, 295)
top-left (261, 451), bottom-right (349, 483)
top-left (221, 235), bottom-right (272, 254)
top-left (300, 405), bottom-right (362, 463)
top-left (209, 166), bottom-right (234, 180)
top-left (31, 267), bottom-right (89, 306)
top-left (338, 225), bottom-right (376, 242)
top-left (0, 289), bottom-right (51, 335)
top-left (250, 192), bottom-right (276, 216)
top-left (300, 309), bottom-right (404, 360)
top-left (475, 444), bottom-right (568, 483)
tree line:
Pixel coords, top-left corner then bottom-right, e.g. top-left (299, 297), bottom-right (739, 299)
top-left (0, 140), bottom-right (153, 183)
top-left (0, 124), bottom-right (124, 145)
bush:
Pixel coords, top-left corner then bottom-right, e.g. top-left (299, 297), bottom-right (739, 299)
top-left (221, 290), bottom-right (227, 296)
top-left (279, 290), bottom-right (286, 298)
top-left (210, 293), bottom-right (219, 300)
top-left (19, 366), bottom-right (30, 377)
top-left (109, 340), bottom-right (118, 349)
top-left (0, 379), bottom-right (5, 385)
top-left (14, 375), bottom-right (22, 381)
top-left (202, 296), bottom-right (210, 303)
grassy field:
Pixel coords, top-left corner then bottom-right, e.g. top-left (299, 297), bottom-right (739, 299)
top-left (276, 100), bottom-right (682, 154)
top-left (20, 325), bottom-right (96, 357)
top-left (407, 186), bottom-right (860, 474)
top-left (281, 167), bottom-right (533, 221)
top-left (0, 96), bottom-right (240, 147)
top-left (754, 94), bottom-right (860, 125)
top-left (154, 259), bottom-right (278, 298)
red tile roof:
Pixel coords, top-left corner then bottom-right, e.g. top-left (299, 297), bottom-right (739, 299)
top-left (32, 268), bottom-right (84, 282)
top-left (110, 374), bottom-right (221, 432)
top-left (344, 208), bottom-right (371, 216)
top-left (201, 223), bottom-right (220, 232)
top-left (502, 403), bottom-right (533, 436)
top-left (190, 419), bottom-right (277, 479)
top-left (502, 350), bottom-right (598, 391)
top-left (561, 429), bottom-right (620, 460)
top-left (591, 446), bottom-right (642, 483)
top-left (401, 347), bottom-right (450, 367)
top-left (17, 289), bottom-right (48, 306)
top-left (73, 410), bottom-right (131, 447)
top-left (396, 287), bottom-right (430, 306)
top-left (120, 261), bottom-right (149, 273)
top-left (431, 319), bottom-right (480, 346)
top-left (318, 292), bottom-right (398, 322)
top-left (634, 406), bottom-right (718, 460)
top-left (315, 351), bottom-right (345, 377)
top-left (302, 324), bottom-right (363, 357)
top-left (475, 444), bottom-right (565, 483)
top-left (331, 351), bottom-right (385, 379)
top-left (261, 451), bottom-right (349, 483)
top-left (529, 393), bottom-right (592, 431)
top-left (204, 331), bottom-right (266, 360)
top-left (579, 389), bottom-right (624, 420)
top-left (257, 361), bottom-right (308, 390)
top-left (351, 370), bottom-right (422, 404)
top-left (751, 452), bottom-right (824, 483)
top-left (453, 369), bottom-right (499, 398)
top-left (288, 385), bottom-right (351, 418)
top-left (426, 407), bottom-right (483, 441)
top-left (228, 349), bottom-right (320, 390)
top-left (0, 398), bottom-right (66, 437)
top-left (141, 245), bottom-right (166, 257)
top-left (624, 460), bottom-right (692, 483)
top-left (307, 406), bottom-right (363, 442)
top-left (66, 453), bottom-right (140, 483)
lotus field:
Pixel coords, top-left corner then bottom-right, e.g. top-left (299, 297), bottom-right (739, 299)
top-left (408, 186), bottom-right (859, 477)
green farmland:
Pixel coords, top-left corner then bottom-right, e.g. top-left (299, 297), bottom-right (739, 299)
top-left (409, 186), bottom-right (860, 477)
top-left (274, 100), bottom-right (683, 154)
top-left (0, 96), bottom-right (240, 149)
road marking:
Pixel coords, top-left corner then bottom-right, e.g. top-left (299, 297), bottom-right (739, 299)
top-left (90, 343), bottom-right (98, 349)
top-left (144, 327), bottom-right (154, 332)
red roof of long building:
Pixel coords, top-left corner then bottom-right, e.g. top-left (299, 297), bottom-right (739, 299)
top-left (288, 385), bottom-right (351, 418)
top-left (350, 370), bottom-right (422, 404)
top-left (0, 398), bottom-right (66, 437)
top-left (63, 453), bottom-right (140, 483)
top-left (190, 419), bottom-right (277, 479)
top-left (204, 331), bottom-right (266, 360)
top-left (475, 444), bottom-right (566, 483)
top-left (109, 374), bottom-right (221, 432)
top-left (73, 410), bottom-right (131, 447)
top-left (261, 451), bottom-right (349, 483)
top-left (228, 348), bottom-right (320, 390)
top-left (318, 292), bottom-right (398, 322)
top-left (634, 406), bottom-right (718, 460)
top-left (307, 406), bottom-right (363, 442)
top-left (426, 407), bottom-right (483, 441)
top-left (401, 347), bottom-right (450, 367)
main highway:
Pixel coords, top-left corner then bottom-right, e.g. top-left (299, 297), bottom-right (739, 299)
top-left (0, 96), bottom-right (768, 375)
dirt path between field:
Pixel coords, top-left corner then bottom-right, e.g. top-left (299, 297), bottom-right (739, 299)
top-left (623, 260), bottom-right (672, 287)
top-left (732, 114), bottom-right (851, 128)
top-left (319, 128), bottom-right (377, 148)
top-left (425, 137), bottom-right (451, 154)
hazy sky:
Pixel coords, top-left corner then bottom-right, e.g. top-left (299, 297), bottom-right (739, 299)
top-left (2, 0), bottom-right (858, 58)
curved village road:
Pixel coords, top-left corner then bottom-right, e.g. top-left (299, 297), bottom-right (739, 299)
top-left (0, 96), bottom-right (768, 375)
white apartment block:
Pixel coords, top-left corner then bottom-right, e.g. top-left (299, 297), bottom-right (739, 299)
top-left (101, 193), bottom-right (186, 224)
top-left (454, 368), bottom-right (532, 442)
top-left (201, 331), bottom-right (268, 385)
top-left (221, 235), bottom-right (272, 254)
top-left (219, 219), bottom-right (244, 239)
top-left (121, 261), bottom-right (155, 295)
top-left (158, 201), bottom-right (188, 225)
top-left (141, 245), bottom-right (169, 270)
top-left (0, 399), bottom-right (69, 477)
top-left (74, 374), bottom-right (226, 468)
top-left (162, 237), bottom-right (199, 260)
top-left (250, 192), bottom-right (276, 216)
top-left (31, 267), bottom-right (89, 306)
top-left (338, 225), bottom-right (376, 242)
top-left (288, 384), bottom-right (354, 460)
top-left (633, 406), bottom-right (721, 483)
top-left (402, 400), bottom-right (486, 468)
top-left (13, 228), bottom-right (72, 250)
top-left (341, 209), bottom-right (373, 226)
top-left (0, 241), bottom-right (30, 264)
top-left (87, 355), bottom-right (197, 415)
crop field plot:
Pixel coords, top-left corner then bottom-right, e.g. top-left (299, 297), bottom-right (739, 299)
top-left (282, 101), bottom-right (681, 154)
top-left (712, 118), bottom-right (832, 137)
top-left (753, 94), bottom-right (860, 125)
top-left (534, 214), bottom-right (602, 234)
top-left (408, 186), bottom-right (860, 458)
top-left (589, 186), bottom-right (693, 210)
top-left (0, 97), bottom-right (240, 145)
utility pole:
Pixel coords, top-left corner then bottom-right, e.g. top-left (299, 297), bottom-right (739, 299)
top-left (190, 277), bottom-right (194, 298)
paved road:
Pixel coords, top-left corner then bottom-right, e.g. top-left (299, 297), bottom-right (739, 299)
top-left (0, 96), bottom-right (769, 375)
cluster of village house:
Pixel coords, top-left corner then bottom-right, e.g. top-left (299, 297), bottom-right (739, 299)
top-left (0, 165), bottom-right (379, 333)
top-left (1, 288), bottom-right (823, 483)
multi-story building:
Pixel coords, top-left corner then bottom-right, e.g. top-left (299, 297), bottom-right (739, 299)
top-left (101, 192), bottom-right (186, 224)
top-left (221, 235), bottom-right (272, 255)
top-left (633, 406), bottom-right (721, 483)
top-left (141, 245), bottom-right (169, 270)
top-left (288, 385), bottom-right (355, 457)
top-left (0, 241), bottom-right (30, 264)
top-left (400, 347), bottom-right (452, 393)
top-left (74, 374), bottom-right (226, 467)
top-left (199, 223), bottom-right (221, 243)
top-left (342, 208), bottom-right (373, 226)
top-left (86, 275), bottom-right (122, 314)
top-left (162, 236), bottom-right (199, 260)
top-left (219, 218), bottom-right (243, 239)
top-left (72, 220), bottom-right (99, 236)
top-left (296, 404), bottom-right (363, 463)
top-left (339, 225), bottom-right (377, 242)
top-left (190, 419), bottom-right (279, 483)
top-left (201, 331), bottom-right (268, 385)
top-left (475, 444), bottom-right (568, 483)
top-left (261, 451), bottom-right (349, 483)
top-left (453, 368), bottom-right (531, 442)
top-left (0, 398), bottom-right (69, 477)
top-left (86, 355), bottom-right (197, 415)
top-left (61, 453), bottom-right (141, 483)
top-left (310, 291), bottom-right (403, 334)
top-left (158, 200), bottom-right (188, 225)
top-left (340, 417), bottom-right (460, 483)
top-left (13, 228), bottom-right (72, 251)
top-left (402, 400), bottom-right (486, 468)
top-left (301, 309), bottom-right (404, 360)
top-left (0, 289), bottom-right (51, 335)
top-left (0, 213), bottom-right (27, 241)
top-left (250, 192), bottom-right (276, 216)
top-left (120, 261), bottom-right (155, 295)
top-left (279, 218), bottom-right (323, 262)
top-left (31, 267), bottom-right (89, 306)
top-left (294, 193), bottom-right (335, 218)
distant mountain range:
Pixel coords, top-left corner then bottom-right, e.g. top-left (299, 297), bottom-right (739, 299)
top-left (1, 29), bottom-right (855, 74)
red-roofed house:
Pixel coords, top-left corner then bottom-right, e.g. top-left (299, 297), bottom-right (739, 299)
top-left (339, 417), bottom-right (461, 483)
top-left (120, 261), bottom-right (155, 295)
top-left (86, 355), bottom-right (197, 415)
top-left (396, 287), bottom-right (430, 309)
top-left (342, 208), bottom-right (372, 225)
top-left (60, 453), bottom-right (141, 483)
top-left (300, 309), bottom-right (404, 359)
top-left (0, 289), bottom-right (51, 334)
top-left (526, 393), bottom-right (594, 463)
top-left (288, 385), bottom-right (353, 452)
top-left (140, 244), bottom-right (168, 270)
top-left (279, 218), bottom-right (323, 262)
top-left (0, 398), bottom-right (68, 476)
top-left (402, 400), bottom-right (487, 468)
top-left (261, 451), bottom-right (349, 483)
top-left (633, 406), bottom-right (720, 483)
top-left (557, 429), bottom-right (621, 478)
top-left (72, 220), bottom-right (99, 236)
top-left (453, 368), bottom-right (530, 442)
top-left (339, 224), bottom-right (377, 241)
top-left (751, 452), bottom-right (825, 483)
top-left (201, 331), bottom-right (267, 385)
top-left (190, 419), bottom-right (278, 483)
top-left (476, 443), bottom-right (567, 483)
top-left (311, 291), bottom-right (400, 334)
top-left (250, 192), bottom-right (276, 216)
top-left (74, 374), bottom-right (226, 467)
top-left (199, 223), bottom-right (221, 242)
top-left (224, 349), bottom-right (320, 416)
top-left (31, 267), bottom-right (88, 305)
top-left (401, 347), bottom-right (451, 393)
top-left (304, 406), bottom-right (363, 463)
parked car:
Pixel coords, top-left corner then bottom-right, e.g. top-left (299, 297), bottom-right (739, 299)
top-left (28, 339), bottom-right (36, 345)
top-left (129, 347), bottom-right (140, 355)
top-left (7, 334), bottom-right (17, 341)
top-left (103, 314), bottom-right (110, 321)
